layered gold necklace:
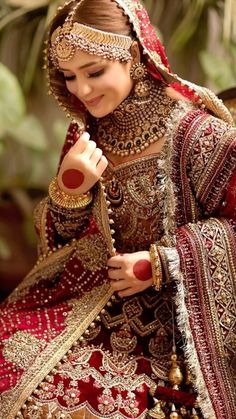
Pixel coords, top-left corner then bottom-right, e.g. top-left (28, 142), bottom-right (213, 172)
top-left (91, 79), bottom-right (176, 156)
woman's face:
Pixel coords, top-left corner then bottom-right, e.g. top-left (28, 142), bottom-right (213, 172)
top-left (58, 49), bottom-right (134, 118)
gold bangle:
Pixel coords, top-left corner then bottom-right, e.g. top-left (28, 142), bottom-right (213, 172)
top-left (48, 177), bottom-right (93, 209)
top-left (149, 244), bottom-right (163, 291)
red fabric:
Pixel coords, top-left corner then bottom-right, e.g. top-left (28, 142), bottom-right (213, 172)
top-left (155, 386), bottom-right (196, 407)
top-left (1, 1), bottom-right (235, 416)
top-left (219, 170), bottom-right (236, 219)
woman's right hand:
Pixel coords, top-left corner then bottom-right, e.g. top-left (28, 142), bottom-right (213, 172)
top-left (57, 132), bottom-right (108, 195)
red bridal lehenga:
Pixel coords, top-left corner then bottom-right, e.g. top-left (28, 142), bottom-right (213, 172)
top-left (0, 1), bottom-right (235, 418)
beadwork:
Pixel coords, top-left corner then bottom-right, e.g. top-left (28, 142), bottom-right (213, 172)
top-left (92, 78), bottom-right (176, 156)
top-left (49, 177), bottom-right (93, 209)
top-left (149, 244), bottom-right (163, 291)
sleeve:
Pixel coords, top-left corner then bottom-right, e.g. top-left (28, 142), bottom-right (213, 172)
top-left (157, 113), bottom-right (236, 418)
top-left (186, 115), bottom-right (236, 219)
top-left (33, 122), bottom-right (94, 256)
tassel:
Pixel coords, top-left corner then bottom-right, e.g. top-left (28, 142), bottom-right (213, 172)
top-left (184, 364), bottom-right (193, 386)
top-left (169, 404), bottom-right (181, 418)
top-left (147, 398), bottom-right (166, 418)
top-left (190, 408), bottom-right (199, 418)
top-left (168, 353), bottom-right (183, 390)
top-left (179, 406), bottom-right (187, 417)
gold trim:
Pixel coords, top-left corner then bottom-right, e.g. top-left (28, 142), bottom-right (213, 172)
top-left (187, 218), bottom-right (236, 417)
top-left (2, 177), bottom-right (116, 417)
top-left (50, 21), bottom-right (133, 65)
top-left (49, 177), bottom-right (93, 209)
top-left (94, 182), bottom-right (116, 256)
top-left (115, 0), bottom-right (234, 125)
top-left (7, 241), bottom-right (76, 304)
top-left (40, 199), bottom-right (50, 255)
top-left (3, 284), bottom-right (114, 419)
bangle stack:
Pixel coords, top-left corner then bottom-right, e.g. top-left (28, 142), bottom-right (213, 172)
top-left (149, 244), bottom-right (163, 291)
top-left (49, 177), bottom-right (93, 209)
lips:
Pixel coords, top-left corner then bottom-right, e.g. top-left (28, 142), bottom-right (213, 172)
top-left (85, 95), bottom-right (103, 107)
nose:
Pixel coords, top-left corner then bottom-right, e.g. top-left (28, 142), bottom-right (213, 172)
top-left (76, 80), bottom-right (92, 99)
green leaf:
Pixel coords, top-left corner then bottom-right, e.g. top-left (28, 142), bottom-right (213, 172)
top-left (23, 17), bottom-right (46, 94)
top-left (169, 0), bottom-right (206, 51)
top-left (7, 115), bottom-right (48, 151)
top-left (5, 0), bottom-right (49, 8)
top-left (0, 63), bottom-right (26, 136)
top-left (26, 152), bottom-right (46, 183)
top-left (0, 7), bottom-right (39, 30)
top-left (199, 50), bottom-right (236, 90)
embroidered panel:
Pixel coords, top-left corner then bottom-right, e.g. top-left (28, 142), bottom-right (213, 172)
top-left (103, 155), bottom-right (165, 252)
top-left (177, 218), bottom-right (236, 418)
top-left (187, 117), bottom-right (236, 214)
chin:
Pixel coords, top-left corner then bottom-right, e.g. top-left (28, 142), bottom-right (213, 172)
top-left (88, 106), bottom-right (115, 118)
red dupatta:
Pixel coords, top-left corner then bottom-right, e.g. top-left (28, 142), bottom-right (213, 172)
top-left (0, 1), bottom-right (235, 418)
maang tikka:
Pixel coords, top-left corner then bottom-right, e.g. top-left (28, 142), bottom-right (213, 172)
top-left (130, 62), bottom-right (152, 98)
top-left (50, 0), bottom-right (133, 68)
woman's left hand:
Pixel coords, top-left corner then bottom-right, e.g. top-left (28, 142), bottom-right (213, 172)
top-left (107, 251), bottom-right (153, 297)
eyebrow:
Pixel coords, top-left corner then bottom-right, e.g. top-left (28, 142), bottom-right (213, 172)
top-left (60, 59), bottom-right (103, 72)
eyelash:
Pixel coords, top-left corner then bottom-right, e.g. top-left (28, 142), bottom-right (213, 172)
top-left (64, 75), bottom-right (75, 81)
top-left (64, 69), bottom-right (104, 81)
top-left (88, 69), bottom-right (104, 78)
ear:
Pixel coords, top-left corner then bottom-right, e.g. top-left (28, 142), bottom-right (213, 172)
top-left (130, 41), bottom-right (141, 64)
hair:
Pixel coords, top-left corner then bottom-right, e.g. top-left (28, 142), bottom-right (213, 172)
top-left (50, 0), bottom-right (133, 37)
top-left (47, 0), bottom-right (136, 120)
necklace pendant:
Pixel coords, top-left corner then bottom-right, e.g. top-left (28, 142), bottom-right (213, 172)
top-left (106, 180), bottom-right (123, 206)
top-left (94, 78), bottom-right (176, 156)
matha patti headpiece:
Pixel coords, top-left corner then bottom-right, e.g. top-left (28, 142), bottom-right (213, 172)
top-left (49, 0), bottom-right (133, 67)
top-left (46, 0), bottom-right (234, 126)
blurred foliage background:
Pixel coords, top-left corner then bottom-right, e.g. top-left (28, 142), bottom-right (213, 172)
top-left (0, 0), bottom-right (235, 292)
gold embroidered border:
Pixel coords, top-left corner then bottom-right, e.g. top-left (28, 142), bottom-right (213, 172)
top-left (1, 283), bottom-right (114, 419)
top-left (7, 241), bottom-right (76, 304)
top-left (93, 183), bottom-right (115, 256)
top-left (184, 218), bottom-right (236, 418)
top-left (115, 1), bottom-right (233, 125)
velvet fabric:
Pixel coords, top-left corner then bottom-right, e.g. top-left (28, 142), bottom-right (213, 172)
top-left (0, 1), bottom-right (235, 418)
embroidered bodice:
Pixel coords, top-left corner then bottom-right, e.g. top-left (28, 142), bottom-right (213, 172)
top-left (103, 155), bottom-right (164, 253)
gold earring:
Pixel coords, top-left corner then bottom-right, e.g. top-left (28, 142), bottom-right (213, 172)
top-left (130, 62), bottom-right (151, 98)
top-left (130, 62), bottom-right (147, 80)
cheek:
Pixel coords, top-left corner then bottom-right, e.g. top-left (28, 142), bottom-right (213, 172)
top-left (104, 70), bottom-right (132, 98)
top-left (118, 76), bottom-right (133, 101)
top-left (133, 260), bottom-right (152, 281)
top-left (65, 81), bottom-right (76, 96)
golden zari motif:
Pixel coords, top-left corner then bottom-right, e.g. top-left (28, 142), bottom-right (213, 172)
top-left (2, 332), bottom-right (47, 370)
top-left (50, 22), bottom-right (133, 66)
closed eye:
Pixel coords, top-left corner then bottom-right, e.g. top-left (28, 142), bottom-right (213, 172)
top-left (88, 69), bottom-right (104, 78)
top-left (64, 75), bottom-right (76, 81)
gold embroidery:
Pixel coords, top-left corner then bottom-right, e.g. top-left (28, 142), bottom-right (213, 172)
top-left (185, 218), bottom-right (236, 416)
top-left (75, 233), bottom-right (108, 271)
top-left (26, 346), bottom-right (156, 418)
top-left (3, 331), bottom-right (46, 370)
top-left (110, 324), bottom-right (137, 353)
top-left (189, 117), bottom-right (233, 205)
top-left (50, 205), bottom-right (91, 239)
top-left (33, 197), bottom-right (50, 255)
top-left (103, 156), bottom-right (165, 252)
top-left (2, 284), bottom-right (114, 418)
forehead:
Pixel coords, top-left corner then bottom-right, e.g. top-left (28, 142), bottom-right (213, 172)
top-left (58, 50), bottom-right (106, 71)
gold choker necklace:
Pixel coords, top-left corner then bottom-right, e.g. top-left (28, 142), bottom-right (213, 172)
top-left (92, 80), bottom-right (176, 156)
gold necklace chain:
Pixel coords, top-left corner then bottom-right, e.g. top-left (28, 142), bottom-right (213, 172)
top-left (91, 80), bottom-right (176, 156)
